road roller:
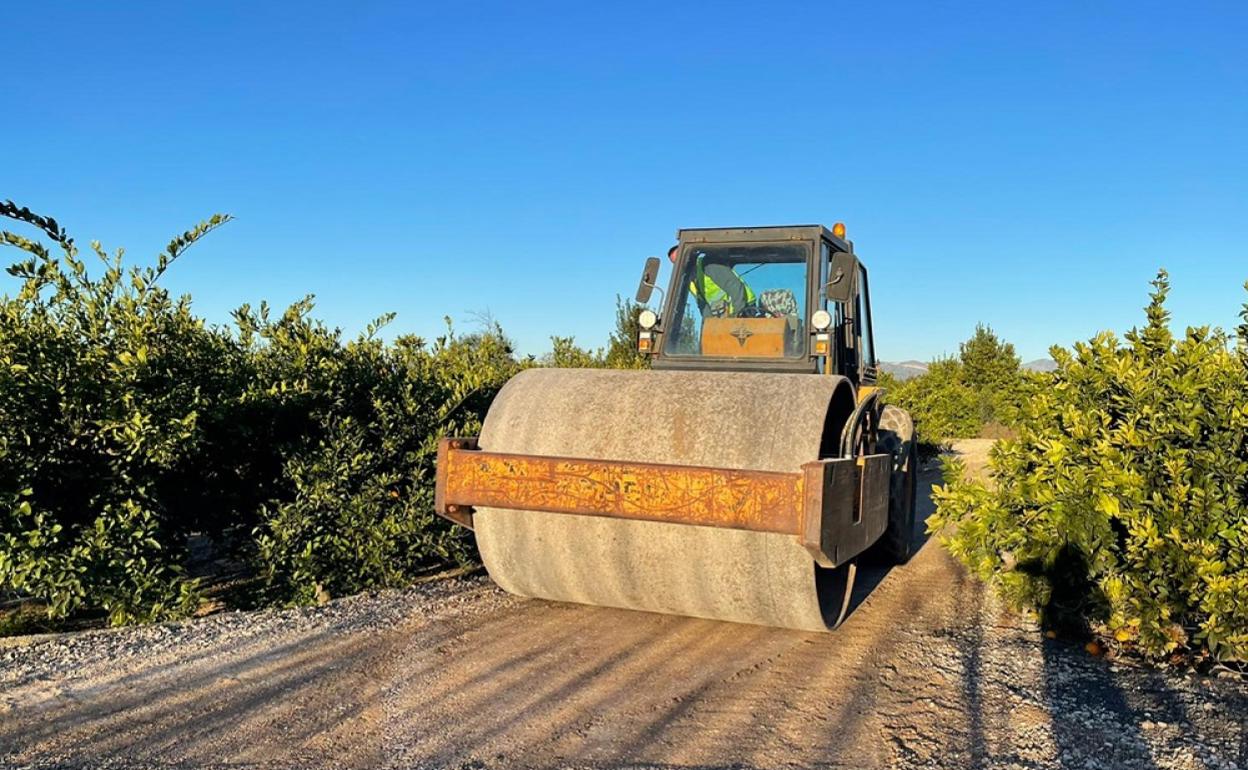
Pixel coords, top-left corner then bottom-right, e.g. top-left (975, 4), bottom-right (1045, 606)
top-left (435, 224), bottom-right (918, 630)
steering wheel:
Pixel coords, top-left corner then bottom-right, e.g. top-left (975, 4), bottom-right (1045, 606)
top-left (736, 303), bottom-right (770, 318)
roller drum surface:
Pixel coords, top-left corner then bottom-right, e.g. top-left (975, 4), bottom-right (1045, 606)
top-left (473, 367), bottom-right (854, 631)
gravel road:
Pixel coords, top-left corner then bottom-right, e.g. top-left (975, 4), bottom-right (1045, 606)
top-left (2, 439), bottom-right (1245, 770)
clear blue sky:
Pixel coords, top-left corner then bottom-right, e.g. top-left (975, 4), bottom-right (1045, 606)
top-left (5, 2), bottom-right (1247, 362)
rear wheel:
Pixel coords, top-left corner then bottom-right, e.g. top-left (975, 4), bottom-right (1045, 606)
top-left (878, 405), bottom-right (918, 564)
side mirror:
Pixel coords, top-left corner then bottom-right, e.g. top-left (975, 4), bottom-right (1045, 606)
top-left (824, 252), bottom-right (858, 303)
top-left (635, 256), bottom-right (661, 304)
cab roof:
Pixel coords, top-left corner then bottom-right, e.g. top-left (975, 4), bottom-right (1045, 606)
top-left (676, 224), bottom-right (851, 253)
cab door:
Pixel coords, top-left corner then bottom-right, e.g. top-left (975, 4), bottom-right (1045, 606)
top-left (854, 263), bottom-right (878, 384)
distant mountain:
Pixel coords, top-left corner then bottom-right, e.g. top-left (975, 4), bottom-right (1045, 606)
top-left (878, 360), bottom-right (928, 381)
top-left (878, 358), bottom-right (1057, 380)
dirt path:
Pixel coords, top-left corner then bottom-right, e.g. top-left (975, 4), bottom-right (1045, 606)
top-left (1, 440), bottom-right (1245, 770)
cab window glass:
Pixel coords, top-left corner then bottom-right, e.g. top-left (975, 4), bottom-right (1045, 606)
top-left (664, 243), bottom-right (809, 359)
top-left (856, 265), bottom-right (875, 368)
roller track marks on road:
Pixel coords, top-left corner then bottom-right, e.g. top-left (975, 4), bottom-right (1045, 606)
top-left (2, 441), bottom-right (1245, 770)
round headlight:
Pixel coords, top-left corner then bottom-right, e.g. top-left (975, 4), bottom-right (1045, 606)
top-left (638, 309), bottom-right (658, 330)
top-left (811, 309), bottom-right (832, 331)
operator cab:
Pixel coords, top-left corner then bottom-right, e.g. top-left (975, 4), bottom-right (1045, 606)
top-left (635, 224), bottom-right (878, 384)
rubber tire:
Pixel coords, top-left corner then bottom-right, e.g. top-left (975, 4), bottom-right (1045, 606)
top-left (878, 404), bottom-right (918, 564)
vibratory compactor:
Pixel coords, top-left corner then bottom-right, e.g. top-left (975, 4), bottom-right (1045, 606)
top-left (435, 224), bottom-right (918, 630)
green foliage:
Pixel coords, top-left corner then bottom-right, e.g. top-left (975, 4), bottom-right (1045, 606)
top-left (0, 202), bottom-right (523, 624)
top-left (889, 357), bottom-right (982, 441)
top-left (545, 296), bottom-right (650, 370)
top-left (1, 491), bottom-right (199, 625)
top-left (547, 336), bottom-right (608, 368)
top-left (0, 200), bottom-right (229, 624)
top-left (959, 323), bottom-right (1030, 427)
top-left (0, 201), bottom-right (653, 628)
top-left (605, 296), bottom-right (650, 369)
top-left (960, 323), bottom-right (1019, 391)
top-left (250, 320), bottom-right (520, 603)
top-left (931, 271), bottom-right (1248, 662)
top-left (887, 324), bottom-right (1038, 442)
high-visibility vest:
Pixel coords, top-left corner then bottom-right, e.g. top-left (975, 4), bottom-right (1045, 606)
top-left (690, 260), bottom-right (756, 314)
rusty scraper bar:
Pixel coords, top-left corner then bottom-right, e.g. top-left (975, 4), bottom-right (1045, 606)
top-left (434, 436), bottom-right (891, 570)
top-left (435, 437), bottom-right (805, 534)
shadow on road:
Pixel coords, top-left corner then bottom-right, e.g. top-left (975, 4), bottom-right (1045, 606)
top-left (8, 437), bottom-right (1248, 770)
top-left (839, 460), bottom-right (942, 623)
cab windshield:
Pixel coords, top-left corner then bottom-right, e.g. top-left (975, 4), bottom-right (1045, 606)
top-left (663, 243), bottom-right (809, 359)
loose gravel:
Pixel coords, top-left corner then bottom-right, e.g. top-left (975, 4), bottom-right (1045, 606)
top-left (1, 440), bottom-right (1245, 770)
top-left (0, 572), bottom-right (506, 692)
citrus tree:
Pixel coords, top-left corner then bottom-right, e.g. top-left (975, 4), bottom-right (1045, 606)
top-left (931, 272), bottom-right (1248, 662)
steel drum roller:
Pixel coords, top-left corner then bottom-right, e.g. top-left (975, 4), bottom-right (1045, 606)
top-left (473, 368), bottom-right (857, 631)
